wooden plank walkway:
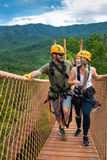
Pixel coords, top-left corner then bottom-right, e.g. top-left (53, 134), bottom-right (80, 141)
top-left (37, 113), bottom-right (100, 160)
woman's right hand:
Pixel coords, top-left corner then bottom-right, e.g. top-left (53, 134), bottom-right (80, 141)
top-left (74, 80), bottom-right (81, 86)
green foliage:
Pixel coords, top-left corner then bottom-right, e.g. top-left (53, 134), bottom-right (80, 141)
top-left (57, 33), bottom-right (107, 74)
top-left (84, 33), bottom-right (107, 74)
top-left (0, 38), bottom-right (54, 75)
top-left (66, 37), bottom-right (80, 55)
top-left (57, 37), bottom-right (80, 61)
top-left (0, 23), bottom-right (107, 75)
top-left (36, 108), bottom-right (55, 135)
top-left (0, 22), bottom-right (107, 50)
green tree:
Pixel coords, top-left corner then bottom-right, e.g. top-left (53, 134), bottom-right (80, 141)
top-left (84, 33), bottom-right (107, 74)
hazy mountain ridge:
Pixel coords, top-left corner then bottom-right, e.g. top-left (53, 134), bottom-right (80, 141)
top-left (0, 22), bottom-right (107, 75)
top-left (0, 22), bottom-right (107, 50)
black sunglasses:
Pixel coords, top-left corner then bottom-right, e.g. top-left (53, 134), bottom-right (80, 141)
top-left (56, 53), bottom-right (64, 56)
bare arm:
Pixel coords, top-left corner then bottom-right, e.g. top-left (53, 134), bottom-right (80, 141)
top-left (92, 67), bottom-right (107, 81)
top-left (29, 70), bottom-right (42, 78)
top-left (68, 67), bottom-right (81, 86)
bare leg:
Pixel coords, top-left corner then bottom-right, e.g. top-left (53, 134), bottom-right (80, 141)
top-left (63, 106), bottom-right (70, 124)
top-left (56, 116), bottom-right (64, 128)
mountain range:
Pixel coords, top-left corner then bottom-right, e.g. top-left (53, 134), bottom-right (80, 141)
top-left (0, 21), bottom-right (107, 50)
top-left (0, 21), bottom-right (107, 75)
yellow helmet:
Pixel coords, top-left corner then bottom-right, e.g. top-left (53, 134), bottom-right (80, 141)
top-left (77, 50), bottom-right (91, 62)
top-left (50, 44), bottom-right (64, 54)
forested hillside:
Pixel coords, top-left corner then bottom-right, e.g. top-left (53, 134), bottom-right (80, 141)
top-left (0, 22), bottom-right (107, 75)
top-left (0, 22), bottom-right (107, 50)
top-left (0, 38), bottom-right (53, 74)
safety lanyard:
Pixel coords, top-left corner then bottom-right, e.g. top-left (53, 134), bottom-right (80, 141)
top-left (48, 97), bottom-right (61, 117)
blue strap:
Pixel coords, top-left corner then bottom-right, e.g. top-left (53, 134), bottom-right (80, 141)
top-left (81, 95), bottom-right (97, 107)
top-left (49, 101), bottom-right (61, 117)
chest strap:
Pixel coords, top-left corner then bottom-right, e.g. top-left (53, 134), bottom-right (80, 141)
top-left (49, 61), bottom-right (69, 91)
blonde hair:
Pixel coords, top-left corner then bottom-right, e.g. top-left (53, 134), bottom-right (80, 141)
top-left (81, 58), bottom-right (89, 91)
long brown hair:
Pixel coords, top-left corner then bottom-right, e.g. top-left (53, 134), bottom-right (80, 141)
top-left (81, 58), bottom-right (89, 91)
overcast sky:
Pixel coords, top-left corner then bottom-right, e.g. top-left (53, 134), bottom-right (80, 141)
top-left (0, 0), bottom-right (107, 26)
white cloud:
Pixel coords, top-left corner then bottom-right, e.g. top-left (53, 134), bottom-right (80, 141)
top-left (51, 5), bottom-right (55, 9)
top-left (4, 4), bottom-right (8, 7)
top-left (61, 0), bottom-right (74, 8)
top-left (6, 0), bottom-right (107, 26)
top-left (7, 10), bottom-right (78, 26)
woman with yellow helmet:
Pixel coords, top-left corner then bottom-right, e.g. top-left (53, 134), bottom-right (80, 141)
top-left (68, 50), bottom-right (107, 146)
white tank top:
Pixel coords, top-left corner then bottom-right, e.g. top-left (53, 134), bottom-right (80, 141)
top-left (75, 67), bottom-right (92, 89)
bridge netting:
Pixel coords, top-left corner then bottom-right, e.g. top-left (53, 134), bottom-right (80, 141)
top-left (0, 70), bottom-right (106, 160)
top-left (0, 71), bottom-right (55, 160)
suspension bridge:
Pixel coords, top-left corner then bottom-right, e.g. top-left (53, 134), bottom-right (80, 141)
top-left (0, 70), bottom-right (106, 160)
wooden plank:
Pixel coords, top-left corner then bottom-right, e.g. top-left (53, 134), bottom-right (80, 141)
top-left (37, 114), bottom-right (100, 160)
top-left (37, 155), bottom-right (99, 160)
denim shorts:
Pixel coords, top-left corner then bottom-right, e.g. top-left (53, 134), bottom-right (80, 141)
top-left (52, 96), bottom-right (72, 111)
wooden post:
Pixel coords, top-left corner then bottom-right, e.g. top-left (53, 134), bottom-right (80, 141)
top-left (63, 39), bottom-right (66, 60)
top-left (54, 40), bottom-right (56, 45)
top-left (80, 38), bottom-right (82, 51)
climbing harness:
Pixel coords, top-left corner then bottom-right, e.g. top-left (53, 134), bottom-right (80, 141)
top-left (49, 61), bottom-right (68, 91)
top-left (44, 60), bottom-right (72, 125)
top-left (44, 87), bottom-right (72, 118)
top-left (81, 95), bottom-right (101, 112)
top-left (93, 103), bottom-right (101, 112)
top-left (72, 66), bottom-right (100, 117)
top-left (44, 96), bottom-right (61, 118)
